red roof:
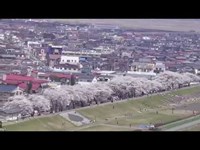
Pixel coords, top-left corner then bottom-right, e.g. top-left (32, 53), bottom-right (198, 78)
top-left (38, 73), bottom-right (72, 79)
top-left (33, 79), bottom-right (49, 84)
top-left (18, 83), bottom-right (41, 91)
top-left (32, 70), bottom-right (38, 73)
top-left (4, 74), bottom-right (49, 85)
top-left (2, 80), bottom-right (22, 85)
top-left (6, 74), bottom-right (34, 81)
top-left (50, 73), bottom-right (72, 79)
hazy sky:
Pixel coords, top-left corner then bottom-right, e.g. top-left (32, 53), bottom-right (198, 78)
top-left (49, 19), bottom-right (200, 32)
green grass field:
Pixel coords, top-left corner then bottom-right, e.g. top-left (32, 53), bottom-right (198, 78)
top-left (170, 86), bottom-right (200, 96)
top-left (2, 85), bottom-right (200, 131)
top-left (77, 95), bottom-right (168, 122)
top-left (106, 112), bottom-right (183, 127)
top-left (4, 115), bottom-right (75, 131)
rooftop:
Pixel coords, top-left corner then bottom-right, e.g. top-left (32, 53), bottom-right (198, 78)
top-left (0, 85), bottom-right (18, 93)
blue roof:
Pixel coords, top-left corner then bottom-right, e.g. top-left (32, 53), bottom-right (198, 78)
top-left (0, 85), bottom-right (18, 93)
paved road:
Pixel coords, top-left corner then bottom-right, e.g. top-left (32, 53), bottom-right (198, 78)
top-left (70, 122), bottom-right (136, 131)
top-left (163, 115), bottom-right (200, 131)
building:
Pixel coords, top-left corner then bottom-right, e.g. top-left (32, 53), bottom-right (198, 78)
top-left (126, 71), bottom-right (157, 79)
top-left (1, 74), bottom-right (49, 93)
top-left (76, 73), bottom-right (97, 85)
top-left (0, 85), bottom-right (23, 102)
top-left (155, 62), bottom-right (166, 72)
top-left (38, 72), bottom-right (76, 85)
top-left (38, 48), bottom-right (46, 61)
top-left (0, 85), bottom-right (23, 96)
top-left (46, 44), bottom-right (63, 67)
top-left (96, 75), bottom-right (113, 82)
top-left (62, 50), bottom-right (101, 57)
top-left (52, 63), bottom-right (81, 73)
top-left (130, 62), bottom-right (155, 72)
top-left (27, 41), bottom-right (41, 49)
top-left (0, 54), bottom-right (16, 59)
top-left (46, 54), bottom-right (61, 67)
top-left (47, 45), bottom-right (63, 55)
top-left (93, 70), bottom-right (116, 76)
top-left (60, 55), bottom-right (79, 64)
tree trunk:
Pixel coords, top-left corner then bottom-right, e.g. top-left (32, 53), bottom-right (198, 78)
top-left (72, 101), bottom-right (75, 109)
top-left (80, 101), bottom-right (84, 107)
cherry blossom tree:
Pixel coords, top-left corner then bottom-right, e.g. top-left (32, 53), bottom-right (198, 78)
top-left (4, 71), bottom-right (200, 116)
top-left (3, 96), bottom-right (33, 116)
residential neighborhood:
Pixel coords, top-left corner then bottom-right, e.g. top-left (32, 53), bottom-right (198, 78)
top-left (1, 19), bottom-right (200, 131)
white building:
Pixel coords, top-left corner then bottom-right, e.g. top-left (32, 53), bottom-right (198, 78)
top-left (126, 71), bottom-right (157, 79)
top-left (93, 70), bottom-right (116, 76)
top-left (0, 34), bottom-right (4, 40)
top-left (27, 41), bottom-right (41, 48)
top-left (62, 50), bottom-right (101, 57)
top-left (50, 67), bottom-right (81, 73)
top-left (155, 62), bottom-right (166, 71)
top-left (60, 55), bottom-right (79, 64)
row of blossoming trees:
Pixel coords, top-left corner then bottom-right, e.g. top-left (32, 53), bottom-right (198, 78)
top-left (2, 71), bottom-right (200, 116)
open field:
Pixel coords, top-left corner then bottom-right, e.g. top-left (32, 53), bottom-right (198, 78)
top-left (177, 103), bottom-right (200, 111)
top-left (49, 19), bottom-right (200, 32)
top-left (170, 86), bottom-right (200, 96)
top-left (2, 85), bottom-right (200, 131)
top-left (5, 115), bottom-right (75, 131)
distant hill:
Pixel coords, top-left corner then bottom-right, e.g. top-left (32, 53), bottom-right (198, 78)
top-left (48, 19), bottom-right (200, 32)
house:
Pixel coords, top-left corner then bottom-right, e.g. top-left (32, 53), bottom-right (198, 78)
top-left (154, 62), bottom-right (166, 72)
top-left (45, 44), bottom-right (63, 67)
top-left (27, 41), bottom-right (41, 49)
top-left (0, 54), bottom-right (16, 59)
top-left (18, 83), bottom-right (42, 93)
top-left (126, 71), bottom-right (157, 79)
top-left (0, 85), bottom-right (23, 102)
top-left (60, 55), bottom-right (79, 64)
top-left (1, 74), bottom-right (49, 93)
top-left (47, 45), bottom-right (63, 55)
top-left (93, 70), bottom-right (116, 76)
top-left (0, 107), bottom-right (22, 120)
top-left (62, 50), bottom-right (101, 57)
top-left (21, 59), bottom-right (34, 65)
top-left (130, 62), bottom-right (155, 72)
top-left (96, 75), bottom-right (114, 82)
top-left (38, 72), bottom-right (77, 85)
top-left (81, 65), bottom-right (92, 74)
top-left (52, 63), bottom-right (80, 73)
top-left (76, 73), bottom-right (97, 84)
top-left (38, 48), bottom-right (46, 61)
top-left (46, 54), bottom-right (61, 67)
